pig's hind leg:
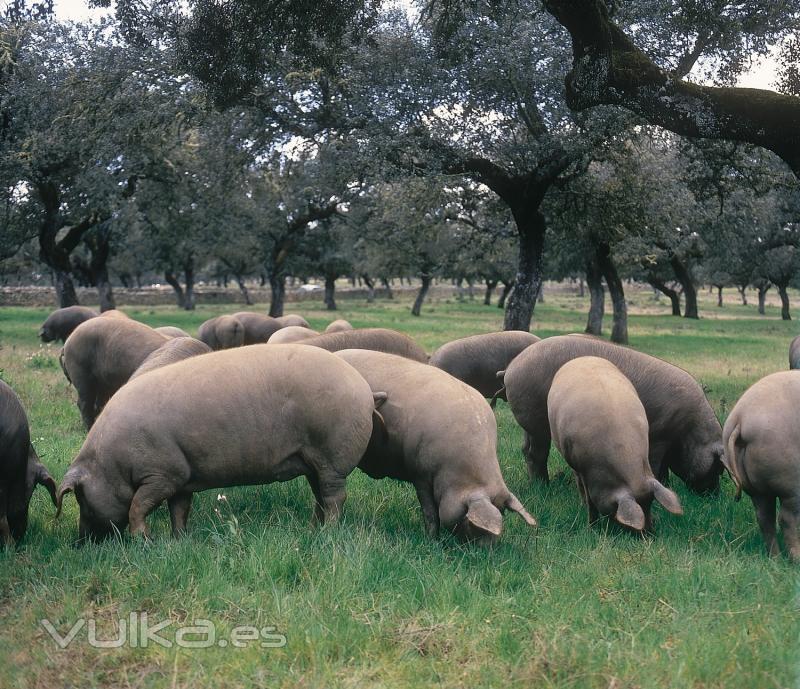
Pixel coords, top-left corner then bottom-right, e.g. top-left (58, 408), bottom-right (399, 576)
top-left (778, 494), bottom-right (800, 562)
top-left (751, 493), bottom-right (779, 557)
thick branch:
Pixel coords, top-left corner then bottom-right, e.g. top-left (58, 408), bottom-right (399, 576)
top-left (542, 0), bottom-right (800, 176)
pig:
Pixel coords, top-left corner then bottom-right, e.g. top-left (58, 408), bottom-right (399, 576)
top-left (129, 337), bottom-right (211, 381)
top-left (722, 370), bottom-right (800, 560)
top-left (0, 380), bottom-right (57, 545)
top-left (154, 326), bottom-right (191, 339)
top-left (501, 335), bottom-right (723, 492)
top-left (197, 315), bottom-right (245, 350)
top-left (99, 309), bottom-right (130, 320)
top-left (547, 357), bottom-right (683, 532)
top-left (268, 326), bottom-right (319, 344)
top-left (61, 318), bottom-right (169, 428)
top-left (39, 306), bottom-right (99, 343)
top-left (232, 312), bottom-right (283, 343)
top-left (275, 314), bottom-right (311, 329)
top-left (303, 328), bottom-right (428, 363)
top-left (55, 345), bottom-right (383, 540)
top-left (789, 335), bottom-right (800, 370)
top-left (325, 319), bottom-right (353, 333)
top-left (429, 331), bottom-right (540, 398)
top-left (335, 349), bottom-right (536, 543)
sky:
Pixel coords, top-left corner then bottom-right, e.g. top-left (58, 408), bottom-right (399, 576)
top-left (52, 0), bottom-right (780, 91)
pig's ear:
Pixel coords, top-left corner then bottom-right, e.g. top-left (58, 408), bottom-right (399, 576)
top-left (26, 445), bottom-right (57, 507)
top-left (614, 495), bottom-right (645, 531)
top-left (505, 493), bottom-right (537, 527)
top-left (651, 480), bottom-right (683, 515)
top-left (465, 496), bottom-right (503, 539)
top-left (55, 466), bottom-right (86, 518)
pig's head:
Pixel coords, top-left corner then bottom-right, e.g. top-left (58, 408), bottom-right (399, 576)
top-left (673, 431), bottom-right (724, 494)
top-left (5, 445), bottom-right (57, 544)
top-left (613, 479), bottom-right (683, 532)
top-left (441, 490), bottom-right (537, 545)
top-left (56, 464), bottom-right (131, 541)
top-left (38, 324), bottom-right (55, 343)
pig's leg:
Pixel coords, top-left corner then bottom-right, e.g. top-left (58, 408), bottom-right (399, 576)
top-left (77, 390), bottom-right (97, 429)
top-left (524, 430), bottom-right (551, 483)
top-left (751, 494), bottom-right (778, 557)
top-left (306, 473), bottom-right (325, 525)
top-left (129, 478), bottom-right (182, 538)
top-left (778, 495), bottom-right (800, 562)
top-left (167, 492), bottom-right (193, 537)
top-left (413, 481), bottom-right (440, 537)
top-left (308, 467), bottom-right (347, 524)
top-left (0, 489), bottom-right (11, 547)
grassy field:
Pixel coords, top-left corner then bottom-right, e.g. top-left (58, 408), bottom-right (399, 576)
top-left (0, 290), bottom-right (798, 688)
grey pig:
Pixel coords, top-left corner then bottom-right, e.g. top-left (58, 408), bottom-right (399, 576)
top-left (304, 328), bottom-right (428, 362)
top-left (548, 357), bottom-right (683, 532)
top-left (722, 370), bottom-right (800, 561)
top-left (502, 335), bottom-right (723, 492)
top-left (55, 345), bottom-right (383, 540)
top-left (39, 306), bottom-right (99, 343)
top-left (335, 349), bottom-right (536, 544)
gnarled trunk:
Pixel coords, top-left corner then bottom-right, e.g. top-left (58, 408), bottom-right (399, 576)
top-left (268, 274), bottom-right (286, 317)
top-left (504, 209), bottom-right (545, 332)
top-left (234, 274), bottom-right (253, 305)
top-left (325, 275), bottom-right (337, 311)
top-left (778, 284), bottom-right (791, 320)
top-left (164, 270), bottom-right (185, 309)
top-left (381, 277), bottom-right (393, 299)
top-left (650, 279), bottom-right (681, 316)
top-left (411, 273), bottom-right (431, 316)
top-left (757, 283), bottom-right (770, 315)
top-left (597, 243), bottom-right (627, 344)
top-left (484, 279), bottom-right (498, 305)
top-left (497, 280), bottom-right (514, 309)
top-left (716, 285), bottom-right (723, 307)
top-left (737, 285), bottom-right (748, 306)
top-left (362, 274), bottom-right (375, 303)
top-left (585, 259), bottom-right (604, 336)
top-left (670, 255), bottom-right (698, 319)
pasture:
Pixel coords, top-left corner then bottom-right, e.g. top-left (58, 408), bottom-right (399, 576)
top-left (0, 291), bottom-right (797, 689)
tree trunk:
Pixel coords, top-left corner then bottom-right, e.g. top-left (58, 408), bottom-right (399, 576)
top-left (738, 285), bottom-right (748, 306)
top-left (670, 255), bottom-right (699, 319)
top-left (649, 280), bottom-right (681, 316)
top-left (757, 283), bottom-right (770, 315)
top-left (234, 274), bottom-right (253, 305)
top-left (467, 278), bottom-right (475, 300)
top-left (362, 275), bottom-right (375, 303)
top-left (269, 274), bottom-right (286, 317)
top-left (183, 261), bottom-right (196, 311)
top-left (584, 259), bottom-right (604, 336)
top-left (381, 277), bottom-right (394, 299)
top-left (96, 269), bottom-right (115, 312)
top-left (578, 277), bottom-right (585, 297)
top-left (484, 279), bottom-right (498, 305)
top-left (536, 283), bottom-right (544, 303)
top-left (164, 270), bottom-right (186, 309)
top-left (717, 285), bottom-right (723, 307)
top-left (497, 280), bottom-right (514, 309)
top-left (411, 273), bottom-right (432, 316)
top-left (325, 275), bottom-right (337, 310)
top-left (597, 243), bottom-right (627, 344)
top-left (778, 284), bottom-right (791, 320)
top-left (456, 277), bottom-right (465, 302)
top-left (504, 209), bottom-right (545, 332)
top-left (53, 269), bottom-right (80, 307)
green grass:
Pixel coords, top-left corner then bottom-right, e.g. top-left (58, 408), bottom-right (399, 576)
top-left (0, 291), bottom-right (798, 688)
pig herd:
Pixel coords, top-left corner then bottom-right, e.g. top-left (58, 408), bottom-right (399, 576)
top-left (0, 306), bottom-right (797, 561)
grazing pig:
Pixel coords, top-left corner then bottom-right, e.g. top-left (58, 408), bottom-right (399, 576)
top-left (325, 319), bottom-right (353, 333)
top-left (789, 335), bottom-right (800, 370)
top-left (61, 318), bottom-right (169, 428)
top-left (39, 306), bottom-right (99, 343)
top-left (55, 345), bottom-right (382, 540)
top-left (548, 357), bottom-right (683, 532)
top-left (197, 315), bottom-right (245, 350)
top-left (429, 331), bottom-right (540, 398)
top-left (722, 371), bottom-right (800, 560)
top-left (502, 335), bottom-right (723, 492)
top-left (335, 349), bottom-right (536, 543)
top-left (232, 312), bottom-right (283, 343)
top-left (129, 337), bottom-right (211, 381)
top-left (304, 328), bottom-right (428, 362)
top-left (154, 326), bottom-right (191, 339)
top-left (99, 309), bottom-right (130, 320)
top-left (0, 380), bottom-right (57, 545)
top-left (268, 326), bottom-right (319, 344)
top-left (275, 314), bottom-right (311, 329)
